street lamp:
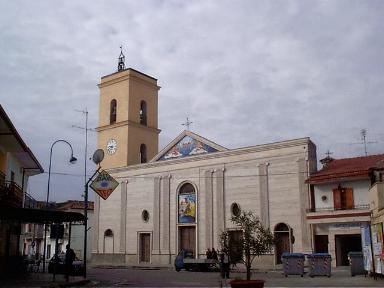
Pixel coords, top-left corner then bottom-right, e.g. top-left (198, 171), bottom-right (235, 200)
top-left (42, 140), bottom-right (77, 273)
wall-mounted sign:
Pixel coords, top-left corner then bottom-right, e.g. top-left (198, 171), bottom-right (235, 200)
top-left (90, 170), bottom-right (119, 200)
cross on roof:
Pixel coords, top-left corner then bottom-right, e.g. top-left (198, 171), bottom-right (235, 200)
top-left (325, 150), bottom-right (333, 158)
top-left (182, 117), bottom-right (193, 131)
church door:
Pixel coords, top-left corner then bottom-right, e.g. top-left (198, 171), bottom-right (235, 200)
top-left (179, 226), bottom-right (196, 257)
top-left (274, 223), bottom-right (291, 264)
top-left (139, 233), bottom-right (151, 262)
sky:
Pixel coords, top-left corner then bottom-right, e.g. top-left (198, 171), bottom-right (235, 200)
top-left (1, 0), bottom-right (384, 202)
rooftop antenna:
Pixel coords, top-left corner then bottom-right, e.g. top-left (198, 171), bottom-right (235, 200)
top-left (182, 117), bottom-right (193, 131)
top-left (349, 129), bottom-right (377, 156)
top-left (117, 45), bottom-right (125, 71)
top-left (361, 129), bottom-right (368, 156)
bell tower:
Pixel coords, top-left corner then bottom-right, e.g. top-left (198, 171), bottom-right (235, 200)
top-left (96, 48), bottom-right (161, 169)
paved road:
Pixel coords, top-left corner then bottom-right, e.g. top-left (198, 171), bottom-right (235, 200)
top-left (87, 266), bottom-right (384, 287)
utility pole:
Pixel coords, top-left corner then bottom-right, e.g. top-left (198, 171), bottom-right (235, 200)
top-left (73, 108), bottom-right (94, 277)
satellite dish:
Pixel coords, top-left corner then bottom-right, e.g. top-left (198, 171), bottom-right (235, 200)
top-left (92, 149), bottom-right (104, 165)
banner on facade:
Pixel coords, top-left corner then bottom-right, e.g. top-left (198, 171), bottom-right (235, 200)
top-left (361, 225), bottom-right (372, 272)
top-left (90, 170), bottom-right (119, 200)
top-left (178, 194), bottom-right (196, 223)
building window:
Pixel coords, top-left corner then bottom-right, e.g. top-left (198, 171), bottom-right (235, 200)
top-left (140, 101), bottom-right (147, 126)
top-left (140, 144), bottom-right (147, 163)
top-left (231, 203), bottom-right (241, 217)
top-left (104, 229), bottom-right (113, 237)
top-left (142, 210), bottom-right (150, 222)
top-left (47, 245), bottom-right (51, 259)
top-left (110, 99), bottom-right (117, 124)
top-left (333, 186), bottom-right (353, 210)
top-left (179, 183), bottom-right (195, 194)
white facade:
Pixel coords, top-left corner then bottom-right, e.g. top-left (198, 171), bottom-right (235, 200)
top-left (92, 134), bottom-right (317, 268)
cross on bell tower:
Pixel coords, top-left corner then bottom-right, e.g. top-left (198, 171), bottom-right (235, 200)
top-left (117, 46), bottom-right (125, 71)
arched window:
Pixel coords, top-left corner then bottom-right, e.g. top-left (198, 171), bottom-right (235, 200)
top-left (178, 182), bottom-right (196, 224)
top-left (179, 183), bottom-right (195, 194)
top-left (140, 144), bottom-right (147, 163)
top-left (110, 99), bottom-right (117, 124)
top-left (104, 229), bottom-right (113, 237)
top-left (139, 101), bottom-right (147, 126)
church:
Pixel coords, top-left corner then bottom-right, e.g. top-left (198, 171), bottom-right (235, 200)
top-left (91, 54), bottom-right (318, 267)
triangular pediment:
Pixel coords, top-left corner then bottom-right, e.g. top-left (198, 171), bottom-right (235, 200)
top-left (151, 130), bottom-right (227, 162)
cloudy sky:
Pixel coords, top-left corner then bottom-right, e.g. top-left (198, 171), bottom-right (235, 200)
top-left (1, 0), bottom-right (384, 202)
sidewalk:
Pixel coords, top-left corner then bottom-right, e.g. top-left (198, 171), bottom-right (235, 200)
top-left (0, 272), bottom-right (90, 287)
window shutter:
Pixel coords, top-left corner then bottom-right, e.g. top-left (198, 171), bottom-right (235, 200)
top-left (333, 189), bottom-right (341, 210)
top-left (346, 188), bottom-right (354, 209)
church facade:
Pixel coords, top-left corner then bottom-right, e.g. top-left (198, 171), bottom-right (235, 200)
top-left (91, 63), bottom-right (317, 267)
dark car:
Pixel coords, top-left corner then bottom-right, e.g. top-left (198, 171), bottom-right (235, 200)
top-left (47, 254), bottom-right (84, 276)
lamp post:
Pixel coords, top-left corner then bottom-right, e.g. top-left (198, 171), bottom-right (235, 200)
top-left (42, 140), bottom-right (77, 273)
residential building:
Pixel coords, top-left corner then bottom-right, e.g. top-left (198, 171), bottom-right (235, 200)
top-left (22, 200), bottom-right (94, 261)
top-left (0, 105), bottom-right (44, 273)
top-left (306, 155), bottom-right (384, 266)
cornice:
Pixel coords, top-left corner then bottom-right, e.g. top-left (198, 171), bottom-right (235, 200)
top-left (98, 72), bottom-right (160, 90)
top-left (96, 120), bottom-right (161, 134)
top-left (107, 137), bottom-right (311, 174)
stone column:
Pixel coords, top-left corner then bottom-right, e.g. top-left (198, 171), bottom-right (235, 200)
top-left (205, 170), bottom-right (214, 250)
top-left (298, 158), bottom-right (311, 252)
top-left (153, 176), bottom-right (161, 254)
top-left (215, 169), bottom-right (225, 247)
top-left (92, 195), bottom-right (100, 253)
top-left (120, 181), bottom-right (127, 253)
top-left (161, 175), bottom-right (171, 258)
top-left (259, 163), bottom-right (270, 228)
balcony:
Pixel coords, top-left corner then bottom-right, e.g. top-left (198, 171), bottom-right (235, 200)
top-left (0, 180), bottom-right (23, 208)
top-left (306, 204), bottom-right (370, 224)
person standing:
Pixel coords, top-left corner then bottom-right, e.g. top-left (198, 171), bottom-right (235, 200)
top-left (220, 252), bottom-right (230, 279)
top-left (65, 244), bottom-right (76, 281)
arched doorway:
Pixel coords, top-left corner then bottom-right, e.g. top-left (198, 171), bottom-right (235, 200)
top-left (104, 229), bottom-right (114, 253)
top-left (274, 223), bottom-right (291, 264)
top-left (178, 182), bottom-right (197, 257)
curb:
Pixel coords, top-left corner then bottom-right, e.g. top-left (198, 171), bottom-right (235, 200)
top-left (48, 279), bottom-right (91, 287)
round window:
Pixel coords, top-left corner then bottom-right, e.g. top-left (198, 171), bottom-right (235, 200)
top-left (231, 203), bottom-right (241, 216)
top-left (142, 210), bottom-right (150, 222)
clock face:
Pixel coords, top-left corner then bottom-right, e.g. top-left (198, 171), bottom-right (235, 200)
top-left (106, 139), bottom-right (117, 155)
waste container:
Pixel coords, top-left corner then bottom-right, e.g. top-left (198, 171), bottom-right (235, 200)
top-left (307, 253), bottom-right (332, 277)
top-left (348, 252), bottom-right (366, 277)
top-left (281, 253), bottom-right (305, 277)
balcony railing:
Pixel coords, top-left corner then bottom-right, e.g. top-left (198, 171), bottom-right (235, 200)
top-left (0, 180), bottom-right (23, 208)
top-left (306, 204), bottom-right (370, 213)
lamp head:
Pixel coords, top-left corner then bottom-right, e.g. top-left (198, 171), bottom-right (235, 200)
top-left (69, 156), bottom-right (77, 164)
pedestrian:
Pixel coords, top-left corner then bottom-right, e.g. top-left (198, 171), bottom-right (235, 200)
top-left (65, 244), bottom-right (76, 281)
top-left (211, 248), bottom-right (218, 261)
top-left (206, 248), bottom-right (212, 259)
top-left (220, 252), bottom-right (230, 279)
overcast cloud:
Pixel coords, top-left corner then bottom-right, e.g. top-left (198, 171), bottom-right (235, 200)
top-left (1, 0), bottom-right (383, 202)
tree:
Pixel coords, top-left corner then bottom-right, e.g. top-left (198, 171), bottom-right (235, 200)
top-left (219, 210), bottom-right (274, 281)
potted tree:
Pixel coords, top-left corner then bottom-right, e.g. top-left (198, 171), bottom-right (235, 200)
top-left (219, 210), bottom-right (274, 288)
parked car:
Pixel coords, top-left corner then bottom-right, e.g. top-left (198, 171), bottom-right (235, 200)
top-left (47, 254), bottom-right (84, 275)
